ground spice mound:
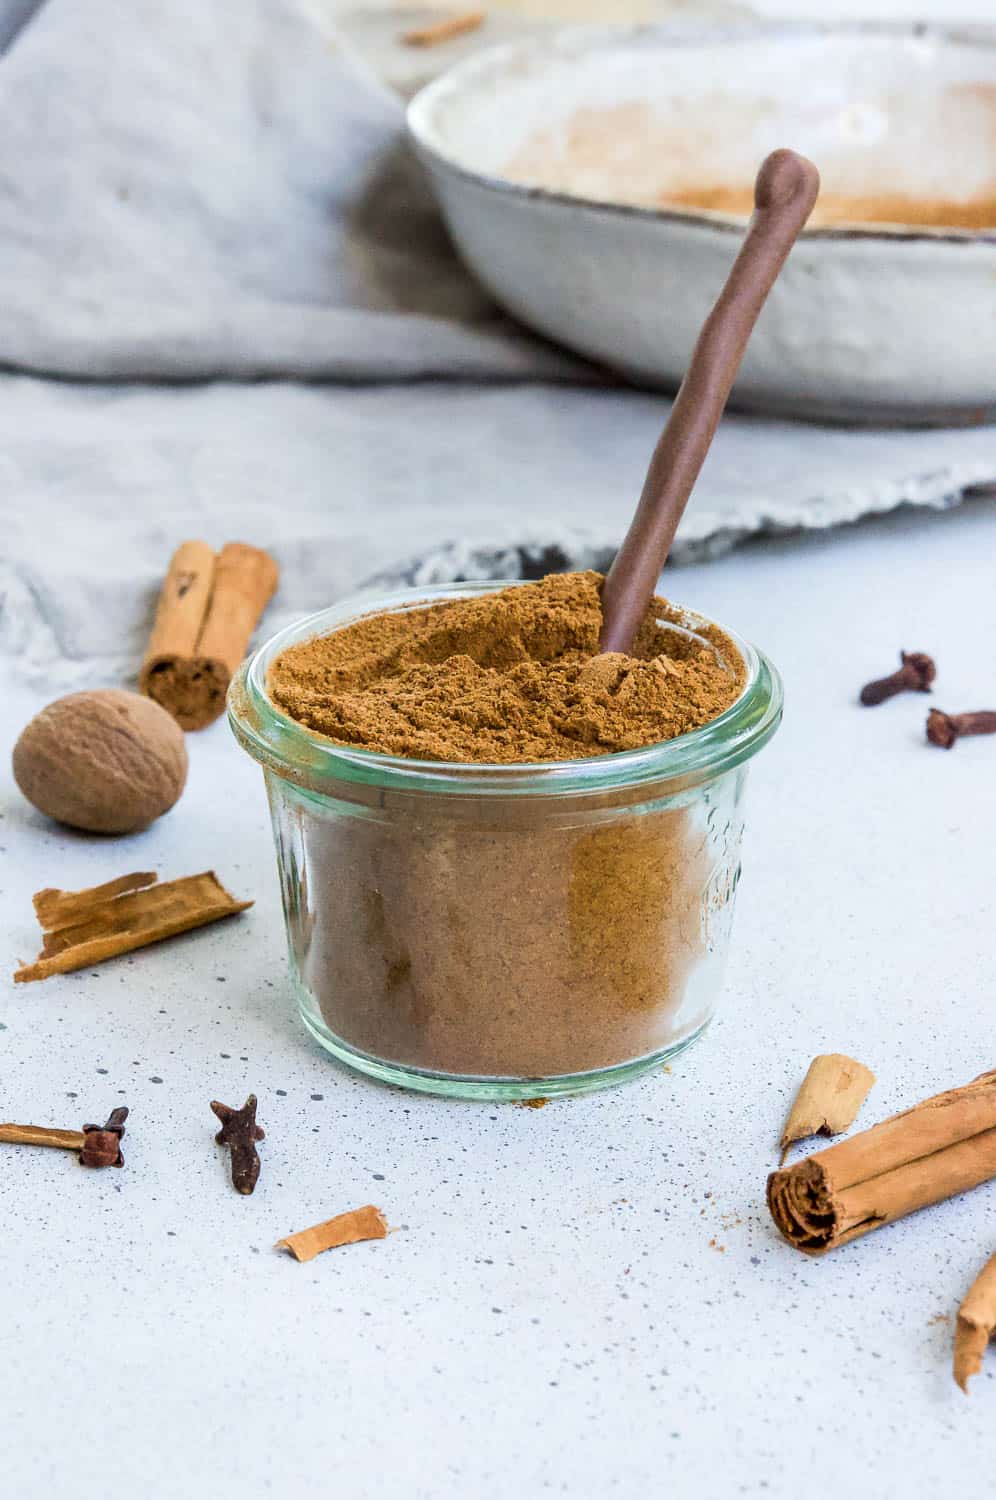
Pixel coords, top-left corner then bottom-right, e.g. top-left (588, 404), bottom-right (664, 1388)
top-left (268, 573), bottom-right (744, 763)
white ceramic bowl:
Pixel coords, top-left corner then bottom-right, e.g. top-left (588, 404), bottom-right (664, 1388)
top-left (408, 23), bottom-right (996, 424)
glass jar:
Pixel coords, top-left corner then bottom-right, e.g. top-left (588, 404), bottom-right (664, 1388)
top-left (228, 583), bottom-right (782, 1100)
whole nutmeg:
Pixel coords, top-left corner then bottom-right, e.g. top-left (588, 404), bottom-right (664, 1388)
top-left (12, 689), bottom-right (188, 834)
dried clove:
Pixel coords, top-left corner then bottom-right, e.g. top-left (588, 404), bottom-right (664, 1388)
top-left (0, 1105), bottom-right (128, 1168)
top-left (927, 709), bottom-right (996, 750)
top-left (80, 1107), bottom-right (129, 1168)
top-left (211, 1094), bottom-right (264, 1195)
top-left (859, 651), bottom-right (936, 706)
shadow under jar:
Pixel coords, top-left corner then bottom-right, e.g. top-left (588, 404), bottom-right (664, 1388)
top-left (228, 583), bottom-right (782, 1100)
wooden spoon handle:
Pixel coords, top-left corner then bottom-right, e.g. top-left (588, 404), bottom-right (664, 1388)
top-left (599, 149), bottom-right (820, 654)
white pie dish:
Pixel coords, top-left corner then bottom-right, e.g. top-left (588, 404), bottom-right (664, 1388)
top-left (407, 22), bottom-right (996, 424)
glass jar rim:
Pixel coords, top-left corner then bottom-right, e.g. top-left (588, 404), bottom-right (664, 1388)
top-left (228, 580), bottom-right (783, 798)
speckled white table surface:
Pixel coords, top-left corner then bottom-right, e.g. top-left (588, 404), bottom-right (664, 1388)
top-left (3, 497), bottom-right (996, 1500)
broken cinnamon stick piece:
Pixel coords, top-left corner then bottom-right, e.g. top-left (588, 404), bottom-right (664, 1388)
top-left (779, 1053), bottom-right (876, 1164)
top-left (402, 10), bottom-right (484, 46)
top-left (140, 540), bottom-right (279, 730)
top-left (33, 872), bottom-right (159, 929)
top-left (14, 870), bottom-right (252, 983)
top-left (954, 1252), bottom-right (996, 1393)
top-left (276, 1205), bottom-right (388, 1263)
top-left (768, 1069), bottom-right (996, 1255)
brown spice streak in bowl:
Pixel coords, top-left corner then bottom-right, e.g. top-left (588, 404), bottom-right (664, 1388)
top-left (503, 86), bottom-right (996, 233)
top-left (659, 184), bottom-right (996, 231)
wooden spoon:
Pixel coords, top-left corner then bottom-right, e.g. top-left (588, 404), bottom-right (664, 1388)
top-left (599, 149), bottom-right (820, 654)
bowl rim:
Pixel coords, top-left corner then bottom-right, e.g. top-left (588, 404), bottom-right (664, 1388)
top-left (406, 18), bottom-right (996, 247)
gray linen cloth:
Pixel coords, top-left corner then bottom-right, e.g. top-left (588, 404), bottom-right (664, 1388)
top-left (0, 0), bottom-right (584, 381)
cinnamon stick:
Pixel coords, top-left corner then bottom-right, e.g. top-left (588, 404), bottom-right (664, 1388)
top-left (276, 1205), bottom-right (388, 1263)
top-left (768, 1070), bottom-right (996, 1255)
top-left (14, 870), bottom-right (252, 983)
top-left (140, 541), bottom-right (278, 730)
top-left (954, 1252), bottom-right (996, 1393)
top-left (0, 1123), bottom-right (86, 1151)
top-left (779, 1053), bottom-right (875, 1164)
top-left (402, 11), bottom-right (484, 46)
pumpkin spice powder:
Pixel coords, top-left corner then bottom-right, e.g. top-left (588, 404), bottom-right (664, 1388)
top-left (266, 573), bottom-right (747, 1079)
top-left (267, 571), bottom-right (744, 763)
